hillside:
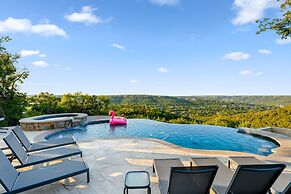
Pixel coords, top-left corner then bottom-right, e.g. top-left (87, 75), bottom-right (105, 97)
top-left (186, 96), bottom-right (291, 106)
top-left (108, 95), bottom-right (273, 117)
top-left (21, 93), bottom-right (291, 129)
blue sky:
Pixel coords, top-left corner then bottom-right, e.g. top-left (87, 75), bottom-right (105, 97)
top-left (0, 0), bottom-right (290, 95)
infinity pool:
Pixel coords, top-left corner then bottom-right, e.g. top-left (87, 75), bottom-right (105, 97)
top-left (46, 119), bottom-right (278, 155)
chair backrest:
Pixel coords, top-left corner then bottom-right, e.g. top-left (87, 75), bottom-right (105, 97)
top-left (226, 164), bottom-right (286, 194)
top-left (283, 182), bottom-right (291, 194)
top-left (168, 166), bottom-right (218, 194)
top-left (12, 126), bottom-right (31, 150)
top-left (3, 133), bottom-right (28, 164)
top-left (0, 107), bottom-right (4, 122)
top-left (0, 150), bottom-right (18, 192)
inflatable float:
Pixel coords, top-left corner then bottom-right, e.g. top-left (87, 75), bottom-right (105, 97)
top-left (109, 111), bottom-right (127, 125)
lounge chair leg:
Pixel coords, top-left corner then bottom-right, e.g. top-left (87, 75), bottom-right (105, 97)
top-left (147, 187), bottom-right (151, 194)
top-left (153, 165), bottom-right (155, 173)
top-left (87, 170), bottom-right (90, 183)
top-left (123, 187), bottom-right (128, 194)
top-left (190, 161), bottom-right (192, 167)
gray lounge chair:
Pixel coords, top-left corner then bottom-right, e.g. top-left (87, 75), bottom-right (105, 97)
top-left (12, 126), bottom-right (76, 152)
top-left (0, 149), bottom-right (89, 194)
top-left (153, 158), bottom-right (218, 194)
top-left (228, 156), bottom-right (291, 194)
top-left (3, 133), bottom-right (82, 168)
top-left (191, 157), bottom-right (286, 194)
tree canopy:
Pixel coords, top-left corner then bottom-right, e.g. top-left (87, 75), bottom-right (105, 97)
top-left (0, 36), bottom-right (29, 125)
top-left (257, 0), bottom-right (291, 39)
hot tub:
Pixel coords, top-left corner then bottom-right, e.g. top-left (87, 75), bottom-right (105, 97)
top-left (19, 113), bottom-right (87, 131)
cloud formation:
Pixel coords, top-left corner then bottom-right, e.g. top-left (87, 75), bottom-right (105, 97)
top-left (232, 0), bottom-right (278, 26)
top-left (258, 49), bottom-right (272, 54)
top-left (149, 0), bottom-right (180, 6)
top-left (20, 49), bottom-right (40, 57)
top-left (110, 43), bottom-right (126, 51)
top-left (276, 38), bottom-right (291, 45)
top-left (65, 6), bottom-right (111, 25)
top-left (32, 60), bottom-right (49, 67)
top-left (223, 52), bottom-right (250, 61)
top-left (240, 70), bottom-right (252, 75)
top-left (130, 79), bottom-right (139, 84)
top-left (0, 17), bottom-right (67, 37)
top-left (157, 67), bottom-right (170, 73)
top-left (64, 67), bottom-right (71, 71)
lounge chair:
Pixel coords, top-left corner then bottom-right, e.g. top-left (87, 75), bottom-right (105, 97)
top-left (228, 156), bottom-right (291, 194)
top-left (153, 158), bottom-right (218, 194)
top-left (0, 149), bottom-right (89, 194)
top-left (191, 157), bottom-right (286, 194)
top-left (3, 133), bottom-right (82, 168)
top-left (12, 126), bottom-right (76, 152)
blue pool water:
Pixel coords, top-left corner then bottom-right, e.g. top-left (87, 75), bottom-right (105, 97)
top-left (46, 119), bottom-right (278, 155)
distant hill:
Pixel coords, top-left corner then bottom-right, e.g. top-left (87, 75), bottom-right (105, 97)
top-left (109, 95), bottom-right (192, 107)
top-left (186, 96), bottom-right (291, 106)
top-left (107, 95), bottom-right (273, 116)
top-left (108, 95), bottom-right (291, 106)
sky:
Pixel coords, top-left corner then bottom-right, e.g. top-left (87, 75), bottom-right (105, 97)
top-left (0, 0), bottom-right (290, 96)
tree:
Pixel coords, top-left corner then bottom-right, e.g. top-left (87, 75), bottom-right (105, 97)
top-left (257, 0), bottom-right (291, 39)
top-left (0, 36), bottom-right (29, 126)
top-left (59, 92), bottom-right (104, 115)
top-left (28, 92), bottom-right (61, 115)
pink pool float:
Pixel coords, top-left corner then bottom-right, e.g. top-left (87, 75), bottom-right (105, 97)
top-left (109, 111), bottom-right (127, 125)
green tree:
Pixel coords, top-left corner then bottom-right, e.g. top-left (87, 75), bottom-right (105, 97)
top-left (257, 0), bottom-right (291, 39)
top-left (59, 92), bottom-right (104, 115)
top-left (0, 36), bottom-right (29, 126)
top-left (27, 92), bottom-right (61, 115)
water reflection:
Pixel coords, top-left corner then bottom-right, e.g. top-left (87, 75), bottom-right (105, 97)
top-left (109, 124), bottom-right (127, 134)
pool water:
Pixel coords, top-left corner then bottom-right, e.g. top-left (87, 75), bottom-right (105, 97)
top-left (46, 119), bottom-right (278, 156)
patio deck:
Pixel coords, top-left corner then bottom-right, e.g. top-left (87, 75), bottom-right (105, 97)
top-left (0, 123), bottom-right (290, 194)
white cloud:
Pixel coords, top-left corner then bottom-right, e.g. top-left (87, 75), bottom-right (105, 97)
top-left (130, 79), bottom-right (139, 84)
top-left (0, 17), bottom-right (67, 37)
top-left (110, 43), bottom-right (126, 51)
top-left (39, 54), bottom-right (46, 58)
top-left (31, 24), bottom-right (67, 37)
top-left (258, 49), bottom-right (272, 54)
top-left (256, 72), bottom-right (263, 76)
top-left (32, 60), bottom-right (49, 67)
top-left (276, 38), bottom-right (291, 45)
top-left (20, 49), bottom-right (39, 57)
top-left (240, 70), bottom-right (252, 75)
top-left (64, 67), bottom-right (71, 71)
top-left (232, 0), bottom-right (278, 26)
top-left (149, 0), bottom-right (180, 6)
top-left (65, 6), bottom-right (111, 25)
top-left (223, 52), bottom-right (250, 61)
top-left (157, 67), bottom-right (170, 73)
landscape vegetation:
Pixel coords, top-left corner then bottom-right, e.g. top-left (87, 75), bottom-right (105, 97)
top-left (1, 36), bottom-right (291, 129)
top-left (0, 0), bottom-right (290, 129)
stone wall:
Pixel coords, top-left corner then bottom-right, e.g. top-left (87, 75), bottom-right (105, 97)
top-left (20, 113), bottom-right (87, 131)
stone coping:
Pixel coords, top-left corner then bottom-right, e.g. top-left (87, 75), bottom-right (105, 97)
top-left (238, 127), bottom-right (291, 161)
top-left (260, 127), bottom-right (291, 137)
top-left (19, 113), bottom-right (88, 123)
